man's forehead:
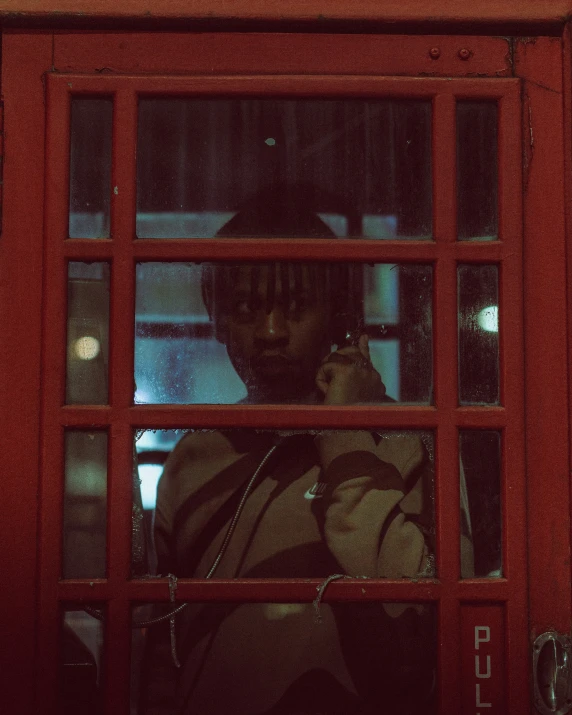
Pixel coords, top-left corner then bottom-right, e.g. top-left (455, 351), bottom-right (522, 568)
top-left (232, 263), bottom-right (325, 289)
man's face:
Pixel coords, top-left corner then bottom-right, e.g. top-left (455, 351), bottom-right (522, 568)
top-left (220, 263), bottom-right (332, 402)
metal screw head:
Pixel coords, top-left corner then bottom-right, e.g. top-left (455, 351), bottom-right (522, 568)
top-left (429, 47), bottom-right (441, 59)
top-left (458, 48), bottom-right (471, 60)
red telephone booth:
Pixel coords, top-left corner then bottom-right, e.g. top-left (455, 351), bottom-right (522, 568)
top-left (0, 3), bottom-right (571, 714)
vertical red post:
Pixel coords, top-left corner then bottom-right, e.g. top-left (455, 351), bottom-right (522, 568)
top-left (516, 38), bottom-right (571, 650)
top-left (104, 88), bottom-right (138, 714)
top-left (433, 91), bottom-right (462, 715)
top-left (0, 31), bottom-right (53, 715)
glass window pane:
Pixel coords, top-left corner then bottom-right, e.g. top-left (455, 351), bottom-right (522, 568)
top-left (60, 607), bottom-right (104, 713)
top-left (460, 430), bottom-right (502, 578)
top-left (135, 262), bottom-right (433, 405)
top-left (458, 264), bottom-right (499, 405)
top-left (133, 601), bottom-right (437, 714)
top-left (66, 262), bottom-right (110, 405)
top-left (69, 98), bottom-right (113, 239)
top-left (136, 99), bottom-right (432, 239)
top-left (64, 431), bottom-right (107, 579)
top-left (457, 101), bottom-right (498, 241)
top-left (133, 428), bottom-right (435, 580)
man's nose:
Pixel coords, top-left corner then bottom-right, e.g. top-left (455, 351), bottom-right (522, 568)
top-left (254, 307), bottom-right (289, 344)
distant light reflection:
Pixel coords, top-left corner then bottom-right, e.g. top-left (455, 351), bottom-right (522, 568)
top-left (477, 305), bottom-right (498, 333)
top-left (74, 336), bottom-right (100, 360)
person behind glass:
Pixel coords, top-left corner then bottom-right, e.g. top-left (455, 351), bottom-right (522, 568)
top-left (140, 194), bottom-right (438, 715)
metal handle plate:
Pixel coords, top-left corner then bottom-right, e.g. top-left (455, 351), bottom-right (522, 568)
top-left (533, 632), bottom-right (572, 714)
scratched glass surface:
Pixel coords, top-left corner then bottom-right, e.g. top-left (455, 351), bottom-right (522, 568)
top-left (132, 428), bottom-right (435, 581)
top-left (134, 262), bottom-right (433, 405)
top-left (59, 607), bottom-right (104, 713)
top-left (458, 264), bottom-right (499, 405)
top-left (63, 431), bottom-right (107, 579)
top-left (136, 99), bottom-right (432, 239)
top-left (132, 601), bottom-right (437, 714)
top-left (460, 431), bottom-right (502, 578)
top-left (66, 262), bottom-right (110, 405)
top-left (68, 98), bottom-right (113, 238)
top-left (457, 102), bottom-right (498, 241)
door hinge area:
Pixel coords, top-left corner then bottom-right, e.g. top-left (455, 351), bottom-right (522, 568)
top-left (533, 632), bottom-right (572, 714)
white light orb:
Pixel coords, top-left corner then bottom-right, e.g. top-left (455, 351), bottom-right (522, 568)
top-left (74, 336), bottom-right (101, 360)
top-left (477, 305), bottom-right (499, 333)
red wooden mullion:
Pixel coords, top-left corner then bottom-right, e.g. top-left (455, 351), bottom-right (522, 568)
top-left (36, 75), bottom-right (73, 713)
top-left (432, 91), bottom-right (462, 715)
top-left (57, 403), bottom-right (508, 431)
top-left (52, 72), bottom-right (519, 100)
top-left (497, 86), bottom-right (528, 713)
top-left (63, 235), bottom-right (507, 262)
top-left (58, 576), bottom-right (510, 603)
top-left (103, 88), bottom-right (138, 715)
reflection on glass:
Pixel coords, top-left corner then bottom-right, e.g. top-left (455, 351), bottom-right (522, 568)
top-left (66, 262), bottom-right (110, 405)
top-left (458, 264), bottom-right (499, 405)
top-left (63, 431), bottom-right (107, 579)
top-left (135, 262), bottom-right (432, 405)
top-left (60, 607), bottom-right (104, 713)
top-left (457, 102), bottom-right (498, 241)
top-left (133, 601), bottom-right (436, 714)
top-left (460, 431), bottom-right (502, 578)
top-left (133, 428), bottom-right (435, 580)
top-left (136, 99), bottom-right (432, 239)
top-left (69, 98), bottom-right (113, 238)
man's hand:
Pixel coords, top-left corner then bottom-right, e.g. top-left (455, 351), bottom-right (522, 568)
top-left (315, 334), bottom-right (387, 405)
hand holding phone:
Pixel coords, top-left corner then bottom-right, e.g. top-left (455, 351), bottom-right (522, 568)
top-left (315, 334), bottom-right (387, 405)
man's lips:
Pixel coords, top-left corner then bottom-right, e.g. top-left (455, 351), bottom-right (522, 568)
top-left (250, 354), bottom-right (299, 374)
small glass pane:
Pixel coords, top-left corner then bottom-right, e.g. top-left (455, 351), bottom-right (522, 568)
top-left (133, 601), bottom-right (437, 714)
top-left (69, 98), bottom-right (113, 238)
top-left (66, 262), bottom-right (110, 405)
top-left (460, 431), bottom-right (502, 578)
top-left (60, 606), bottom-right (104, 713)
top-left (136, 98), bottom-right (432, 239)
top-left (457, 102), bottom-right (498, 241)
top-left (133, 429), bottom-right (435, 580)
top-left (458, 264), bottom-right (499, 405)
top-left (64, 431), bottom-right (107, 579)
top-left (135, 262), bottom-right (433, 405)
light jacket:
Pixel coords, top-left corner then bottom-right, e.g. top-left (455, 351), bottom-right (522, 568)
top-left (140, 429), bottom-right (447, 714)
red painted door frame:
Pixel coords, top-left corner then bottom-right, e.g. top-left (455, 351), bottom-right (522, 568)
top-left (0, 28), bottom-right (569, 715)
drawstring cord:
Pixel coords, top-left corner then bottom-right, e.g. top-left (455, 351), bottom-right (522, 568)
top-left (85, 441), bottom-right (375, 661)
top-left (312, 574), bottom-right (371, 623)
top-left (84, 442), bottom-right (283, 667)
top-left (168, 574), bottom-right (181, 668)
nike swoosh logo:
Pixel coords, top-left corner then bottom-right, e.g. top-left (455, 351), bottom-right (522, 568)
top-left (304, 482), bottom-right (326, 500)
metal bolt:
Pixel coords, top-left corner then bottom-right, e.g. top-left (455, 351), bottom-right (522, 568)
top-left (458, 48), bottom-right (471, 60)
top-left (429, 47), bottom-right (441, 59)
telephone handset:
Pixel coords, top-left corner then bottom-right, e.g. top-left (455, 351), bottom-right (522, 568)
top-left (327, 263), bottom-right (392, 403)
top-left (331, 263), bottom-right (366, 349)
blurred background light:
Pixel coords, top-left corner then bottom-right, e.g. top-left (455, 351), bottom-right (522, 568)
top-left (477, 305), bottom-right (498, 333)
top-left (138, 464), bottom-right (164, 510)
top-left (74, 336), bottom-right (101, 360)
